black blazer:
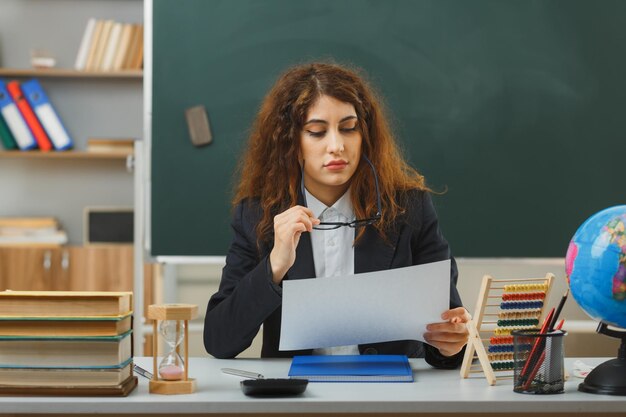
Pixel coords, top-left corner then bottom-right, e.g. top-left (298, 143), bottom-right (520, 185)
top-left (203, 189), bottom-right (465, 368)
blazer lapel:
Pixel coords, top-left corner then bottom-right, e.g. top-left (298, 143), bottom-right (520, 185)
top-left (355, 225), bottom-right (399, 274)
top-left (286, 229), bottom-right (316, 280)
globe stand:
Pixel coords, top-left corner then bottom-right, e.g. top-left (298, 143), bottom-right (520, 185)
top-left (578, 322), bottom-right (626, 396)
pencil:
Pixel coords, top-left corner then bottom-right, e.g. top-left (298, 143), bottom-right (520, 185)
top-left (521, 319), bottom-right (565, 390)
top-left (519, 308), bottom-right (554, 382)
top-left (548, 289), bottom-right (569, 331)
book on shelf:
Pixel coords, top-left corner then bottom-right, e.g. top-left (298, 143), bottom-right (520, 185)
top-left (87, 137), bottom-right (135, 153)
top-left (75, 18), bottom-right (97, 71)
top-left (0, 216), bottom-right (67, 246)
top-left (0, 217), bottom-right (58, 228)
top-left (0, 79), bottom-right (37, 150)
top-left (124, 24), bottom-right (143, 70)
top-left (0, 291), bottom-right (133, 317)
top-left (0, 362), bottom-right (132, 387)
top-left (21, 79), bottom-right (74, 151)
top-left (92, 19), bottom-right (114, 71)
top-left (0, 313), bottom-right (132, 337)
top-left (0, 110), bottom-right (18, 150)
top-left (84, 19), bottom-right (105, 71)
top-left (101, 22), bottom-right (123, 71)
top-left (6, 81), bottom-right (53, 151)
top-left (131, 24), bottom-right (144, 69)
top-left (0, 332), bottom-right (132, 368)
top-left (113, 24), bottom-right (134, 71)
top-left (0, 231), bottom-right (68, 246)
top-left (77, 18), bottom-right (142, 72)
top-left (288, 354), bottom-right (414, 382)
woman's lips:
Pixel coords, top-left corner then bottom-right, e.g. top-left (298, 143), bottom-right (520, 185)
top-left (324, 161), bottom-right (348, 170)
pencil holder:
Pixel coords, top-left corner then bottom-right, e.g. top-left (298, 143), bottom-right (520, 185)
top-left (512, 329), bottom-right (567, 394)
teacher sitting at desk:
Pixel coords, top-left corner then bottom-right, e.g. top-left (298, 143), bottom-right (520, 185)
top-left (204, 62), bottom-right (470, 368)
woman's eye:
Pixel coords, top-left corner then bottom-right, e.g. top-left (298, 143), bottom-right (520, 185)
top-left (340, 126), bottom-right (358, 133)
top-left (307, 130), bottom-right (326, 137)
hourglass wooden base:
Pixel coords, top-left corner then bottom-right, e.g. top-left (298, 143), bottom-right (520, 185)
top-left (147, 304), bottom-right (199, 395)
top-left (149, 378), bottom-right (196, 395)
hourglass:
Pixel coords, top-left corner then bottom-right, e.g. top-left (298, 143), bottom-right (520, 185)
top-left (147, 304), bottom-right (198, 394)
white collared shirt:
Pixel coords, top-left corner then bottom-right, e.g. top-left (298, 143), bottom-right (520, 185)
top-left (305, 188), bottom-right (360, 356)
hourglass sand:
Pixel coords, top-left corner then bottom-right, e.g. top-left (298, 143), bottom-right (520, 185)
top-left (147, 304), bottom-right (198, 394)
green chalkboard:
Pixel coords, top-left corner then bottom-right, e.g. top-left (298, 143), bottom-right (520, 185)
top-left (152, 0), bottom-right (625, 257)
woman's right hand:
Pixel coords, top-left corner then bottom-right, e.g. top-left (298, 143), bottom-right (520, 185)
top-left (269, 206), bottom-right (320, 284)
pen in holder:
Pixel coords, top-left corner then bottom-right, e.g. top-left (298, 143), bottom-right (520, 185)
top-left (512, 329), bottom-right (567, 394)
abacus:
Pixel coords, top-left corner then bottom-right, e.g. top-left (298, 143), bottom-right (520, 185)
top-left (460, 273), bottom-right (554, 385)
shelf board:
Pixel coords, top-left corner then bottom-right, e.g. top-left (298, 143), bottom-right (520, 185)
top-left (0, 68), bottom-right (142, 79)
top-left (0, 151), bottom-right (132, 160)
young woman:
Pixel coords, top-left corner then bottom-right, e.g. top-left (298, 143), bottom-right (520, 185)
top-left (203, 62), bottom-right (470, 368)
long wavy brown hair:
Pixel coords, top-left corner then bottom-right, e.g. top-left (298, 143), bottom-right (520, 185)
top-left (233, 62), bottom-right (430, 246)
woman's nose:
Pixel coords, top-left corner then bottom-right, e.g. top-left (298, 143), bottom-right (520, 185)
top-left (327, 129), bottom-right (344, 153)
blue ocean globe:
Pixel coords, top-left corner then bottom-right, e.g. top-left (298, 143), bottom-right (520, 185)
top-left (565, 205), bottom-right (626, 329)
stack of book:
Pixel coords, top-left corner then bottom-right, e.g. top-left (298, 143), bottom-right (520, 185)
top-left (74, 19), bottom-right (144, 72)
top-left (0, 217), bottom-right (68, 246)
top-left (0, 78), bottom-right (73, 152)
top-left (0, 291), bottom-right (137, 396)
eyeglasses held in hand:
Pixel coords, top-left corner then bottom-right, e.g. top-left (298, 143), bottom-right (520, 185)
top-left (300, 155), bottom-right (382, 230)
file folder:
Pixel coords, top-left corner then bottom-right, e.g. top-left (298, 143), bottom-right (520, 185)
top-left (288, 355), bottom-right (414, 382)
top-left (6, 81), bottom-right (52, 151)
top-left (0, 111), bottom-right (18, 150)
top-left (0, 80), bottom-right (37, 150)
top-left (21, 79), bottom-right (73, 150)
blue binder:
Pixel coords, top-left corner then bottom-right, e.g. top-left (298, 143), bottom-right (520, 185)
top-left (21, 79), bottom-right (73, 150)
top-left (288, 354), bottom-right (414, 382)
top-left (0, 79), bottom-right (37, 150)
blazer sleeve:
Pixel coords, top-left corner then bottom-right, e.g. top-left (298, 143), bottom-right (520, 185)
top-left (411, 191), bottom-right (466, 369)
top-left (203, 200), bottom-right (282, 358)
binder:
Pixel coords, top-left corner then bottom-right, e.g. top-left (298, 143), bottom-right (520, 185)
top-left (6, 81), bottom-right (53, 151)
top-left (288, 355), bottom-right (414, 382)
top-left (0, 111), bottom-right (18, 150)
top-left (0, 80), bottom-right (37, 150)
top-left (21, 79), bottom-right (73, 150)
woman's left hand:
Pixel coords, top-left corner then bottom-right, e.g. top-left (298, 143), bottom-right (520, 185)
top-left (423, 307), bottom-right (471, 357)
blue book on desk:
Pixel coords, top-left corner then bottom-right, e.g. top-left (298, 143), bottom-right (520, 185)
top-left (288, 354), bottom-right (413, 382)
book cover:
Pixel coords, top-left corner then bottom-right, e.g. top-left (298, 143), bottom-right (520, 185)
top-left (0, 79), bottom-right (37, 150)
top-left (123, 24), bottom-right (141, 69)
top-left (0, 331), bottom-right (132, 368)
top-left (87, 137), bottom-right (134, 153)
top-left (0, 374), bottom-right (137, 396)
top-left (113, 24), bottom-right (133, 71)
top-left (288, 355), bottom-right (414, 382)
top-left (6, 81), bottom-right (53, 151)
top-left (131, 24), bottom-right (144, 69)
top-left (0, 110), bottom-right (18, 150)
top-left (92, 20), bottom-right (114, 71)
top-left (0, 362), bottom-right (132, 387)
top-left (21, 79), bottom-right (74, 150)
top-left (84, 19), bottom-right (105, 71)
top-left (74, 18), bottom-right (97, 70)
top-left (0, 291), bottom-right (132, 317)
top-left (0, 313), bottom-right (132, 337)
top-left (101, 22), bottom-right (122, 71)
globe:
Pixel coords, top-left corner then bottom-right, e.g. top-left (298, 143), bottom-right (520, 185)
top-left (565, 205), bottom-right (626, 329)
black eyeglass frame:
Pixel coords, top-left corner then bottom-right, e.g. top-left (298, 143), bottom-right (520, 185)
top-left (300, 155), bottom-right (382, 230)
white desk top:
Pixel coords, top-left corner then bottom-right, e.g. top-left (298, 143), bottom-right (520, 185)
top-left (0, 357), bottom-right (624, 415)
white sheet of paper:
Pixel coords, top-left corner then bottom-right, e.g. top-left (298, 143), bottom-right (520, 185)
top-left (279, 259), bottom-right (450, 351)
